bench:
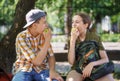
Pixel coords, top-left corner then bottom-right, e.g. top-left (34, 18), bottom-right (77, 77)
top-left (54, 49), bottom-right (120, 61)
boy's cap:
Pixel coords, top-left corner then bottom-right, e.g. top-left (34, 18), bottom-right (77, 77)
top-left (23, 9), bottom-right (46, 28)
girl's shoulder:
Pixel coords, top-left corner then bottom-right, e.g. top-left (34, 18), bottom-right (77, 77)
top-left (86, 30), bottom-right (100, 41)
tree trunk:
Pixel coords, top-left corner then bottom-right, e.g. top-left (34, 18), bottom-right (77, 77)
top-left (0, 0), bottom-right (36, 73)
top-left (64, 0), bottom-right (73, 50)
top-left (66, 0), bottom-right (73, 36)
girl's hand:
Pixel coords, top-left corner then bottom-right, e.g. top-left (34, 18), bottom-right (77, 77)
top-left (82, 62), bottom-right (94, 79)
top-left (71, 27), bottom-right (79, 42)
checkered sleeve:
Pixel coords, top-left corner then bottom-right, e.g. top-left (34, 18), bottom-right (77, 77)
top-left (39, 35), bottom-right (54, 57)
top-left (16, 35), bottom-right (36, 61)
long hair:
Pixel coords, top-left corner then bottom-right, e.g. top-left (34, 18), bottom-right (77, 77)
top-left (76, 13), bottom-right (92, 29)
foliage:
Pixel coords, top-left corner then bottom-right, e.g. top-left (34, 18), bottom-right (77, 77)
top-left (35, 0), bottom-right (120, 34)
top-left (0, 0), bottom-right (120, 37)
top-left (101, 33), bottom-right (120, 42)
top-left (111, 13), bottom-right (120, 23)
top-left (36, 0), bottom-right (67, 34)
top-left (51, 33), bottom-right (120, 42)
top-left (0, 0), bottom-right (18, 25)
top-left (72, 0), bottom-right (120, 22)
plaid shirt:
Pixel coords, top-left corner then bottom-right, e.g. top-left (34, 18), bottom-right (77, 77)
top-left (12, 29), bottom-right (54, 74)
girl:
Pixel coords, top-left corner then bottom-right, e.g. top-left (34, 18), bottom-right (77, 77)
top-left (66, 13), bottom-right (114, 81)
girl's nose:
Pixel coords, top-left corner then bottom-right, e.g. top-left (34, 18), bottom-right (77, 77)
top-left (72, 22), bottom-right (76, 27)
top-left (72, 24), bottom-right (76, 28)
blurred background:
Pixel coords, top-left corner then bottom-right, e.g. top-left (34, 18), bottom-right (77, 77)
top-left (0, 0), bottom-right (120, 40)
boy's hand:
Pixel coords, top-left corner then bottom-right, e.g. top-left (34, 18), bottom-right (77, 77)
top-left (43, 28), bottom-right (52, 43)
top-left (50, 71), bottom-right (64, 81)
top-left (44, 28), bottom-right (49, 33)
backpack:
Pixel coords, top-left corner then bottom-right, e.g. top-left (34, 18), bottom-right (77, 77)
top-left (74, 40), bottom-right (114, 81)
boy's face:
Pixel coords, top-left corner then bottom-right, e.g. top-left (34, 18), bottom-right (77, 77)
top-left (35, 16), bottom-right (48, 34)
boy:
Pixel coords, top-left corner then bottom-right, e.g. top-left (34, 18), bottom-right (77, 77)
top-left (12, 9), bottom-right (63, 81)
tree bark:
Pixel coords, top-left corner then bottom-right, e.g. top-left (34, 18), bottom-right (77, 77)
top-left (0, 0), bottom-right (36, 73)
top-left (64, 0), bottom-right (73, 50)
top-left (66, 0), bottom-right (73, 36)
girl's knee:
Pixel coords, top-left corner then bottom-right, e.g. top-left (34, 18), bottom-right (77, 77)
top-left (66, 70), bottom-right (82, 81)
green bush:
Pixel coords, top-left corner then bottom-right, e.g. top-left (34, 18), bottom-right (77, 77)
top-left (101, 34), bottom-right (120, 42)
top-left (51, 34), bottom-right (120, 42)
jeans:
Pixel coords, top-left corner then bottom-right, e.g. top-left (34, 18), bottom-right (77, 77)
top-left (12, 69), bottom-right (58, 81)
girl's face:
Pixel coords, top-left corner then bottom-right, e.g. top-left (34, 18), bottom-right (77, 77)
top-left (72, 15), bottom-right (88, 33)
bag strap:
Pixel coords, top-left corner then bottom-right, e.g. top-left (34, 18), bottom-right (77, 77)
top-left (0, 68), bottom-right (11, 81)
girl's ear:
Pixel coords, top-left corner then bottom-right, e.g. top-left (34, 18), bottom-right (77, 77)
top-left (85, 23), bottom-right (89, 29)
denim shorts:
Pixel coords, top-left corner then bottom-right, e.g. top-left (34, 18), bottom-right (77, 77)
top-left (12, 69), bottom-right (58, 81)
